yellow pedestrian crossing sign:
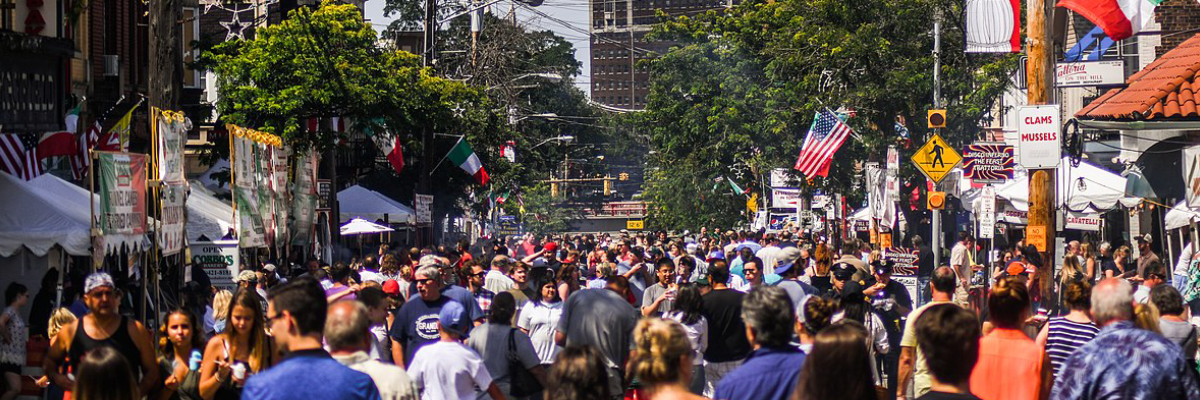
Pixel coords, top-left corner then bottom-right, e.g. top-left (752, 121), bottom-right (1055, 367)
top-left (911, 134), bottom-right (961, 184)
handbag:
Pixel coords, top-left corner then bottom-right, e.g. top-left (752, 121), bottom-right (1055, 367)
top-left (508, 328), bottom-right (543, 397)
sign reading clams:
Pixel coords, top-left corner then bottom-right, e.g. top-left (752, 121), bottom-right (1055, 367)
top-left (1017, 105), bottom-right (1061, 168)
top-left (911, 134), bottom-right (962, 184)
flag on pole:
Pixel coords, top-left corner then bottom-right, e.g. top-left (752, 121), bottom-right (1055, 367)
top-left (794, 110), bottom-right (853, 178)
top-left (446, 138), bottom-right (489, 185)
top-left (363, 119), bottom-right (404, 175)
top-left (100, 106), bottom-right (136, 152)
top-left (71, 120), bottom-right (102, 180)
top-left (1056, 0), bottom-right (1158, 41)
top-left (0, 133), bottom-right (44, 180)
top-left (64, 102), bottom-right (83, 133)
top-left (727, 177), bottom-right (749, 195)
top-left (37, 131), bottom-right (78, 157)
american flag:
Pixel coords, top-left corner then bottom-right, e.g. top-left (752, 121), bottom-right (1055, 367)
top-left (71, 121), bottom-right (102, 180)
top-left (0, 133), bottom-right (44, 180)
top-left (794, 110), bottom-right (853, 178)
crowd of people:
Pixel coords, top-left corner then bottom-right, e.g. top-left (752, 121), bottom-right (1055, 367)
top-left (3, 228), bottom-right (1200, 400)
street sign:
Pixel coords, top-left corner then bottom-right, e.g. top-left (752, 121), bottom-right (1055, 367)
top-left (1016, 105), bottom-right (1061, 168)
top-left (962, 143), bottom-right (1015, 183)
top-left (979, 185), bottom-right (996, 239)
top-left (1027, 225), bottom-right (1048, 252)
top-left (911, 134), bottom-right (962, 184)
top-left (627, 220), bottom-right (644, 230)
top-left (415, 194), bottom-right (433, 225)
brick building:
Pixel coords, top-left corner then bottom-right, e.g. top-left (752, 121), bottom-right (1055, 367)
top-left (589, 0), bottom-right (733, 110)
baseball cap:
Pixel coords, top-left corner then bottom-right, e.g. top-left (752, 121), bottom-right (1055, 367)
top-left (775, 262), bottom-right (796, 276)
top-left (382, 279), bottom-right (401, 296)
top-left (236, 270), bottom-right (258, 283)
top-left (543, 242), bottom-right (558, 253)
top-left (776, 247), bottom-right (801, 265)
top-left (1006, 262), bottom-right (1028, 276)
top-left (832, 262), bottom-right (856, 281)
top-left (84, 272), bottom-right (115, 294)
top-left (1135, 233), bottom-right (1152, 244)
top-left (262, 263), bottom-right (277, 273)
top-left (438, 301), bottom-right (469, 338)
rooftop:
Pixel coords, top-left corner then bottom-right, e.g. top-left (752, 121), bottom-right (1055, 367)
top-left (1076, 33), bottom-right (1200, 121)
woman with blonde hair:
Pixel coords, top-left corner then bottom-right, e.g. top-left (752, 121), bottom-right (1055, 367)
top-left (35, 308), bottom-right (77, 398)
top-left (211, 290), bottom-right (232, 334)
top-left (628, 318), bottom-right (706, 400)
top-left (1080, 243), bottom-right (1097, 281)
top-left (199, 290), bottom-right (271, 400)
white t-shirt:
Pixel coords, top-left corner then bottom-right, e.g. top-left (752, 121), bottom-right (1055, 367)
top-left (408, 341), bottom-right (493, 400)
top-left (756, 245), bottom-right (781, 275)
top-left (664, 311), bottom-right (707, 366)
top-left (950, 243), bottom-right (971, 279)
top-left (484, 270), bottom-right (515, 293)
top-left (517, 301), bottom-right (564, 364)
top-left (1174, 244), bottom-right (1194, 277)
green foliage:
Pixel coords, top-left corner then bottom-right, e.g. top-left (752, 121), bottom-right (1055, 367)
top-left (502, 183), bottom-right (574, 236)
top-left (640, 0), bottom-right (1019, 230)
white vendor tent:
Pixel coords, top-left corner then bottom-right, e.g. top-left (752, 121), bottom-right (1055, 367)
top-left (995, 157), bottom-right (1127, 213)
top-left (187, 183), bottom-right (234, 242)
top-left (341, 218), bottom-right (394, 236)
top-left (1165, 201), bottom-right (1200, 231)
top-left (337, 185), bottom-right (415, 225)
top-left (0, 172), bottom-right (92, 257)
top-left (26, 173), bottom-right (149, 254)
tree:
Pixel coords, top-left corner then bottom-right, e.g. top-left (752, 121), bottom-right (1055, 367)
top-left (500, 183), bottom-right (576, 236)
top-left (640, 0), bottom-right (1019, 230)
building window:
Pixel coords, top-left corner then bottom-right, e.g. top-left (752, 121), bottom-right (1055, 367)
top-left (183, 7), bottom-right (201, 88)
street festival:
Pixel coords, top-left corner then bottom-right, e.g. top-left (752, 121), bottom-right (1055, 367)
top-left (4, 0), bottom-right (1200, 399)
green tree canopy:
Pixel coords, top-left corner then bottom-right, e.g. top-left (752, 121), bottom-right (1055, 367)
top-left (640, 0), bottom-right (1019, 230)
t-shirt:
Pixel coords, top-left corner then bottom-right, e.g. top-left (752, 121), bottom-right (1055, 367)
top-left (1044, 317), bottom-right (1099, 376)
top-left (664, 311), bottom-right (707, 366)
top-left (970, 328), bottom-right (1044, 400)
top-left (407, 341), bottom-right (493, 400)
top-left (916, 392), bottom-right (983, 400)
top-left (1159, 318), bottom-right (1198, 361)
top-left (517, 301), bottom-right (563, 364)
top-left (441, 285), bottom-right (486, 324)
top-left (556, 288), bottom-right (638, 371)
top-left (701, 289), bottom-right (750, 363)
top-left (901, 301), bottom-right (954, 397)
top-left (641, 283), bottom-right (674, 317)
top-left (390, 296), bottom-right (453, 367)
top-left (950, 243), bottom-right (971, 279)
top-left (483, 271), bottom-right (515, 294)
top-left (464, 323), bottom-right (541, 398)
top-left (242, 349), bottom-right (380, 400)
top-left (326, 285), bottom-right (357, 301)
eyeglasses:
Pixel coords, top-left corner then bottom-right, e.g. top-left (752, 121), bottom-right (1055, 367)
top-left (415, 278), bottom-right (435, 285)
top-left (472, 272), bottom-right (488, 277)
top-left (266, 312), bottom-right (286, 323)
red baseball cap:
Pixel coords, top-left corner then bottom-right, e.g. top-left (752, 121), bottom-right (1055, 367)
top-left (543, 242), bottom-right (558, 253)
top-left (382, 279), bottom-right (401, 296)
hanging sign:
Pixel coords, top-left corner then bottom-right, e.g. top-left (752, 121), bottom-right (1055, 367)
top-left (979, 185), bottom-right (996, 239)
top-left (99, 152), bottom-right (148, 236)
top-left (772, 188), bottom-right (803, 208)
top-left (1016, 105), bottom-right (1061, 168)
top-left (1055, 60), bottom-right (1125, 87)
top-left (229, 125), bottom-right (281, 248)
top-left (886, 146), bottom-right (900, 199)
top-left (883, 247), bottom-right (919, 275)
top-left (415, 194), bottom-right (433, 225)
top-left (1183, 144), bottom-right (1200, 208)
top-left (155, 109), bottom-right (188, 183)
top-left (291, 151), bottom-right (319, 246)
top-left (190, 240), bottom-right (240, 292)
top-left (962, 143), bottom-right (1015, 183)
top-left (160, 182), bottom-right (187, 255)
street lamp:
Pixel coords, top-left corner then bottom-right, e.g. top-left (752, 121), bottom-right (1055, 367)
top-left (531, 135), bottom-right (574, 149)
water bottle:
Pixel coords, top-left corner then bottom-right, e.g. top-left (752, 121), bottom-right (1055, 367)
top-left (188, 350), bottom-right (203, 370)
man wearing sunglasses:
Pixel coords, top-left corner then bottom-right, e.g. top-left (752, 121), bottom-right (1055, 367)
top-left (44, 272), bottom-right (159, 396)
top-left (467, 262), bottom-right (495, 316)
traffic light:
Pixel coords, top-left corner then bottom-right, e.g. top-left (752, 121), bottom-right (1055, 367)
top-left (619, 172), bottom-right (629, 181)
top-left (927, 191), bottom-right (946, 210)
top-left (927, 109), bottom-right (947, 128)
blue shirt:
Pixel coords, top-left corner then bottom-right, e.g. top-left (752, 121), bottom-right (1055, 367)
top-left (715, 346), bottom-right (807, 400)
top-left (242, 349), bottom-right (380, 400)
top-left (1050, 321), bottom-right (1200, 400)
top-left (390, 296), bottom-right (454, 367)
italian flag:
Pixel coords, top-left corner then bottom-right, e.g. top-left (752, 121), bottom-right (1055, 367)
top-left (447, 138), bottom-right (489, 185)
top-left (1056, 0), bottom-right (1159, 41)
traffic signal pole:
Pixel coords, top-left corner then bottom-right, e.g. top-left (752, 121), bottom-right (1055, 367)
top-left (931, 12), bottom-right (942, 270)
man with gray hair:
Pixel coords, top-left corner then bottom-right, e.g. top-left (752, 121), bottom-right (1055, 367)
top-left (327, 301), bottom-right (418, 400)
top-left (389, 265), bottom-right (456, 367)
top-left (1050, 278), bottom-right (1200, 400)
top-left (484, 255), bottom-right (515, 293)
top-left (714, 286), bottom-right (807, 400)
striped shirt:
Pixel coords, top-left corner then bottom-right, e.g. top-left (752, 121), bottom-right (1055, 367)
top-left (1045, 316), bottom-right (1099, 375)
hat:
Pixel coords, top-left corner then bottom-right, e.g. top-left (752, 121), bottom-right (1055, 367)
top-left (777, 247), bottom-right (801, 265)
top-left (438, 301), bottom-right (469, 338)
top-left (419, 255), bottom-right (443, 267)
top-left (842, 280), bottom-right (867, 299)
top-left (685, 243), bottom-right (699, 255)
top-left (1135, 233), bottom-right (1152, 244)
top-left (382, 279), bottom-right (401, 296)
top-left (262, 263), bottom-right (277, 273)
top-left (871, 259), bottom-right (894, 275)
top-left (236, 270), bottom-right (258, 283)
top-left (832, 262), bottom-right (856, 281)
top-left (775, 262), bottom-right (796, 276)
top-left (84, 272), bottom-right (115, 294)
top-left (1006, 262), bottom-right (1028, 276)
top-left (543, 242), bottom-right (558, 253)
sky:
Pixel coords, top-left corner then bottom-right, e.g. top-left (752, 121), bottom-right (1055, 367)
top-left (363, 0), bottom-right (593, 94)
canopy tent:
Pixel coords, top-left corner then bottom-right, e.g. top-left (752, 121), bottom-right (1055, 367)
top-left (27, 174), bottom-right (150, 254)
top-left (994, 157), bottom-right (1127, 213)
top-left (1165, 201), bottom-right (1200, 230)
top-left (340, 218), bottom-right (394, 236)
top-left (337, 185), bottom-right (415, 225)
top-left (187, 182), bottom-right (234, 242)
top-left (0, 173), bottom-right (93, 256)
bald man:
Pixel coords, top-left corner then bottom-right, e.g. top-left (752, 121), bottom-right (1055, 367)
top-left (327, 300), bottom-right (418, 400)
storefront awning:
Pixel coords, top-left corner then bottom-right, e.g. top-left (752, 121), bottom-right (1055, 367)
top-left (1076, 33), bottom-right (1200, 121)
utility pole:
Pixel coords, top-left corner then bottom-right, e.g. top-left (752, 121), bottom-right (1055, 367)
top-left (1026, 0), bottom-right (1056, 299)
top-left (931, 12), bottom-right (942, 270)
top-left (419, 0), bottom-right (437, 246)
top-left (148, 0), bottom-right (181, 111)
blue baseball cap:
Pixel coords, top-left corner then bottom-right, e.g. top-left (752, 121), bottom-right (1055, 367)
top-left (775, 261), bottom-right (796, 276)
top-left (438, 301), bottom-right (469, 338)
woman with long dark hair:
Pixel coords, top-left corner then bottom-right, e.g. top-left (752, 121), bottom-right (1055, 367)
top-left (199, 290), bottom-right (271, 400)
top-left (75, 347), bottom-right (139, 400)
top-left (0, 283), bottom-right (28, 400)
top-left (792, 321), bottom-right (877, 400)
top-left (518, 275), bottom-right (563, 368)
top-left (662, 283), bottom-right (707, 394)
top-left (835, 290), bottom-right (889, 387)
top-left (156, 308), bottom-right (206, 400)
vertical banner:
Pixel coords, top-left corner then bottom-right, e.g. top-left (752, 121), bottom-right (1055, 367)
top-left (233, 134), bottom-right (266, 248)
top-left (256, 142), bottom-right (275, 247)
top-left (155, 110), bottom-right (187, 183)
top-left (160, 182), bottom-right (187, 255)
top-left (1182, 144), bottom-right (1200, 208)
top-left (291, 151), bottom-right (318, 246)
top-left (272, 146), bottom-right (290, 248)
top-left (99, 152), bottom-right (148, 235)
top-left (886, 146), bottom-right (900, 200)
top-left (979, 185), bottom-right (996, 239)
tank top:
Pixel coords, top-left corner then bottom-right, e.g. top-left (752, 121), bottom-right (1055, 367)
top-left (67, 316), bottom-right (142, 375)
top-left (1045, 316), bottom-right (1099, 376)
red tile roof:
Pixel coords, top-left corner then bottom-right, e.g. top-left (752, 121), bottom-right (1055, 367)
top-left (1076, 33), bottom-right (1200, 120)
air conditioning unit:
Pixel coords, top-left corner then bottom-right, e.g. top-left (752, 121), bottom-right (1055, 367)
top-left (103, 55), bottom-right (119, 77)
